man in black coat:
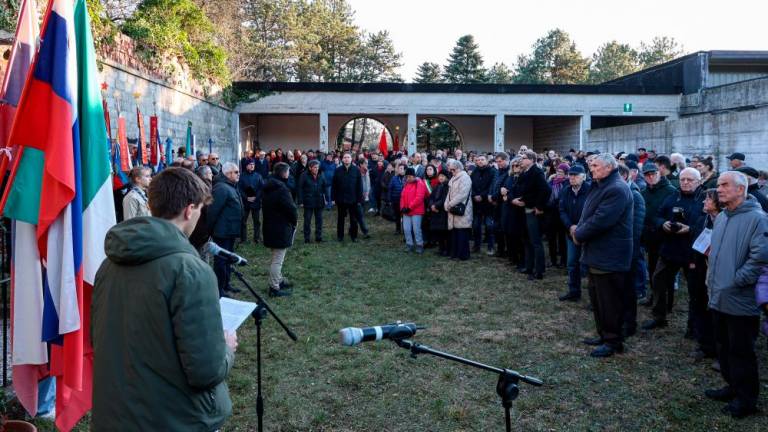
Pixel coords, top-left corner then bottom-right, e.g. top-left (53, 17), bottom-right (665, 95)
top-left (332, 152), bottom-right (369, 242)
top-left (558, 165), bottom-right (591, 301)
top-left (207, 162), bottom-right (244, 297)
top-left (262, 162), bottom-right (298, 297)
top-left (491, 153), bottom-right (510, 257)
top-left (512, 150), bottom-right (551, 280)
top-left (238, 159), bottom-right (264, 244)
top-left (573, 153), bottom-right (633, 358)
top-left (297, 160), bottom-right (328, 243)
top-left (253, 150), bottom-right (270, 178)
top-left (736, 166), bottom-right (768, 213)
top-left (471, 154), bottom-right (498, 254)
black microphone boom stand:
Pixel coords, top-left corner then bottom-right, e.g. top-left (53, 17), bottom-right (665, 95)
top-left (230, 266), bottom-right (298, 432)
top-left (392, 338), bottom-right (543, 432)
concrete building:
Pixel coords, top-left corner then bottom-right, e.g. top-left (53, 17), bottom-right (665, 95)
top-left (233, 50), bottom-right (768, 169)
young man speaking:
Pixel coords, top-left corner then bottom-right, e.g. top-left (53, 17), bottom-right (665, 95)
top-left (92, 167), bottom-right (238, 431)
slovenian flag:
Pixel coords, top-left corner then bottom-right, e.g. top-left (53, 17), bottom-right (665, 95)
top-left (0, 0), bottom-right (116, 430)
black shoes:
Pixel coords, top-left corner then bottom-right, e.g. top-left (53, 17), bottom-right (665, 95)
top-left (315, 238), bottom-right (324, 243)
top-left (362, 233), bottom-right (371, 239)
top-left (518, 269), bottom-right (532, 275)
top-left (559, 292), bottom-right (581, 302)
top-left (280, 280), bottom-right (294, 289)
top-left (721, 400), bottom-right (758, 418)
top-left (268, 287), bottom-right (292, 297)
top-left (590, 344), bottom-right (623, 358)
top-left (705, 387), bottom-right (734, 402)
top-left (641, 319), bottom-right (667, 330)
top-left (638, 296), bottom-right (653, 307)
top-left (582, 336), bottom-right (603, 346)
top-left (527, 273), bottom-right (543, 281)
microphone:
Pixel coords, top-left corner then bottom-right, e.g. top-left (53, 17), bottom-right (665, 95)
top-left (204, 241), bottom-right (248, 266)
top-left (339, 322), bottom-right (418, 346)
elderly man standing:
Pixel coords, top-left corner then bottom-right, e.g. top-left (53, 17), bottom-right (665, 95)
top-left (208, 162), bottom-right (244, 297)
top-left (572, 154), bottom-right (633, 358)
top-left (557, 164), bottom-right (591, 301)
top-left (704, 171), bottom-right (768, 419)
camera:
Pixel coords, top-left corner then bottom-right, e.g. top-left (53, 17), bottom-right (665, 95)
top-left (669, 207), bottom-right (686, 233)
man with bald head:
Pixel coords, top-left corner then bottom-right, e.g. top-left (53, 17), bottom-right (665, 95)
top-left (704, 171), bottom-right (768, 419)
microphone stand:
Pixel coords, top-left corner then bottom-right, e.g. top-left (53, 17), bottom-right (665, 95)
top-left (230, 266), bottom-right (298, 432)
top-left (392, 338), bottom-right (543, 432)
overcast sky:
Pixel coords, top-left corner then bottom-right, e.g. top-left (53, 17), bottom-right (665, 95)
top-left (347, 0), bottom-right (768, 80)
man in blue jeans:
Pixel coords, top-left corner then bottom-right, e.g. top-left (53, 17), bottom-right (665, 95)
top-left (513, 151), bottom-right (551, 280)
top-left (558, 165), bottom-right (591, 300)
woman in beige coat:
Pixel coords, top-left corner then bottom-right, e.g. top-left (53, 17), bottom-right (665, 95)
top-left (445, 159), bottom-right (473, 260)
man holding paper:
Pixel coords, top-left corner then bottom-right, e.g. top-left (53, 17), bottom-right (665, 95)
top-left (92, 168), bottom-right (238, 431)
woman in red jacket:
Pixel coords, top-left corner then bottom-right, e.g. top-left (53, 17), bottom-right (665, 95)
top-left (400, 167), bottom-right (429, 253)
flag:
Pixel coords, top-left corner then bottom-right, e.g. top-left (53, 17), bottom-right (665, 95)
top-left (136, 107), bottom-right (147, 165)
top-left (116, 116), bottom-right (131, 172)
top-left (0, 0), bottom-right (39, 168)
top-left (111, 139), bottom-right (128, 190)
top-left (208, 137), bottom-right (213, 155)
top-left (377, 128), bottom-right (387, 156)
top-left (51, 2), bottom-right (117, 427)
top-left (393, 132), bottom-right (400, 152)
top-left (185, 121), bottom-right (192, 157)
top-left (149, 115), bottom-right (158, 166)
top-left (165, 137), bottom-right (173, 166)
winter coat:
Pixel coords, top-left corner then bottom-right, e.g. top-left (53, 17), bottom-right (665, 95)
top-left (445, 170), bottom-right (473, 230)
top-left (400, 179), bottom-right (429, 216)
top-left (491, 168), bottom-right (510, 218)
top-left (320, 160), bottom-right (337, 183)
top-left (702, 172), bottom-right (718, 190)
top-left (707, 196), bottom-right (768, 316)
top-left (122, 187), bottom-right (150, 220)
top-left (558, 182), bottom-right (592, 229)
top-left (470, 165), bottom-right (498, 197)
top-left (297, 171), bottom-right (328, 209)
top-left (332, 164), bottom-right (364, 204)
top-left (574, 169), bottom-right (634, 273)
top-left (755, 266), bottom-right (768, 336)
top-left (428, 182), bottom-right (449, 231)
top-left (253, 158), bottom-right (270, 178)
top-left (237, 170), bottom-right (264, 209)
top-left (502, 174), bottom-right (525, 235)
top-left (92, 217), bottom-right (233, 431)
top-left (629, 182), bottom-right (646, 260)
top-left (208, 180), bottom-right (243, 239)
top-left (641, 177), bottom-right (677, 244)
top-left (748, 184), bottom-right (768, 213)
top-left (656, 188), bottom-right (704, 263)
top-left (380, 170), bottom-right (395, 201)
top-left (361, 170), bottom-right (371, 200)
top-left (516, 165), bottom-right (550, 210)
top-left (262, 177), bottom-right (298, 249)
top-left (388, 175), bottom-right (405, 203)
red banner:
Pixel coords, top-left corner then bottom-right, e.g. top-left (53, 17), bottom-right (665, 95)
top-left (103, 98), bottom-right (111, 140)
top-left (117, 117), bottom-right (131, 171)
top-left (149, 116), bottom-right (158, 166)
top-left (137, 108), bottom-right (148, 165)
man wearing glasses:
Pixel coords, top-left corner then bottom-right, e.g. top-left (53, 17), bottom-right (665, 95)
top-left (209, 152), bottom-right (223, 176)
top-left (208, 162), bottom-right (244, 297)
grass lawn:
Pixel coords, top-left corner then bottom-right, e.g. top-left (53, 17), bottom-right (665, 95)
top-left (28, 209), bottom-right (768, 431)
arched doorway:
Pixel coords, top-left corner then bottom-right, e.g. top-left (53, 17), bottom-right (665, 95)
top-left (335, 117), bottom-right (393, 153)
top-left (417, 117), bottom-right (462, 153)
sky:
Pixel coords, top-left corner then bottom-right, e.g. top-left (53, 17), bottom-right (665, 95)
top-left (347, 0), bottom-right (768, 80)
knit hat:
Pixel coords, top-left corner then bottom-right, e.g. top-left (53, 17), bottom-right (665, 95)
top-left (557, 163), bottom-right (570, 173)
top-left (405, 167), bottom-right (416, 177)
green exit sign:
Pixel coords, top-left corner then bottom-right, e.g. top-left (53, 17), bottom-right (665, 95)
top-left (623, 103), bottom-right (633, 115)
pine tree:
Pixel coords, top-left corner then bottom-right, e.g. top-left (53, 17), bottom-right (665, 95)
top-left (514, 29), bottom-right (590, 84)
top-left (589, 41), bottom-right (639, 83)
top-left (638, 36), bottom-right (684, 68)
top-left (486, 62), bottom-right (514, 84)
top-left (414, 62), bottom-right (442, 83)
top-left (442, 34), bottom-right (486, 84)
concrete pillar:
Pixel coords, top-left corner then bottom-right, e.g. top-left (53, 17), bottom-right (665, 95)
top-left (319, 111), bottom-right (329, 152)
top-left (407, 112), bottom-right (417, 155)
top-left (232, 111), bottom-right (241, 160)
top-left (494, 113), bottom-right (504, 153)
top-left (579, 114), bottom-right (591, 151)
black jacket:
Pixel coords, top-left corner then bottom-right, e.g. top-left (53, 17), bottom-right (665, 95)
top-left (657, 188), bottom-right (704, 263)
top-left (262, 177), bottom-right (298, 249)
top-left (470, 165), bottom-right (498, 198)
top-left (332, 164), bottom-right (363, 204)
top-left (502, 174), bottom-right (526, 235)
top-left (559, 182), bottom-right (592, 229)
top-left (428, 182), bottom-right (449, 231)
top-left (641, 176), bottom-right (677, 243)
top-left (297, 171), bottom-right (328, 208)
top-left (207, 180), bottom-right (243, 239)
top-left (574, 169), bottom-right (634, 272)
top-left (238, 170), bottom-right (264, 209)
top-left (516, 165), bottom-right (550, 210)
top-left (491, 168), bottom-right (510, 217)
top-left (253, 158), bottom-right (270, 178)
top-left (748, 184), bottom-right (768, 213)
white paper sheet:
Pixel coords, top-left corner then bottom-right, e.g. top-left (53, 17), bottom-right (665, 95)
top-left (220, 297), bottom-right (258, 332)
top-left (692, 228), bottom-right (712, 255)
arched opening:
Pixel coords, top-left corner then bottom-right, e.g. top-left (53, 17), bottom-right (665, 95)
top-left (335, 117), bottom-right (393, 153)
top-left (417, 117), bottom-right (462, 153)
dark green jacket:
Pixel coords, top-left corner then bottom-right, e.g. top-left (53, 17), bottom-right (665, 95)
top-left (640, 176), bottom-right (677, 243)
top-left (92, 217), bottom-right (234, 431)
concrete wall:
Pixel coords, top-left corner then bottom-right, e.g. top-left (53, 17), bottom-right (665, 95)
top-left (588, 106), bottom-right (768, 169)
top-left (504, 117), bottom-right (533, 152)
top-left (681, 76), bottom-right (768, 115)
top-left (100, 59), bottom-right (235, 162)
top-left (533, 117), bottom-right (581, 154)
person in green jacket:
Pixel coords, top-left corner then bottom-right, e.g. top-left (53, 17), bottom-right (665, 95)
top-left (92, 167), bottom-right (238, 431)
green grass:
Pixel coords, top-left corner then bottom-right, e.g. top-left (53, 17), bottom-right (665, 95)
top-left (25, 210), bottom-right (768, 431)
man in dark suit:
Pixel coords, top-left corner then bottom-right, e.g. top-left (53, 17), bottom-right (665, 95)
top-left (207, 162), bottom-right (244, 297)
top-left (512, 150), bottom-right (550, 280)
top-left (332, 152), bottom-right (370, 242)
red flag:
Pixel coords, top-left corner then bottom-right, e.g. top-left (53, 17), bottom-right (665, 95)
top-left (136, 108), bottom-right (148, 165)
top-left (377, 129), bottom-right (387, 156)
top-left (149, 115), bottom-right (158, 166)
top-left (393, 132), bottom-right (400, 152)
top-left (117, 117), bottom-right (131, 171)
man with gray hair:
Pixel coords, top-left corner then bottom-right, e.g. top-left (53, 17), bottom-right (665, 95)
top-left (208, 161), bottom-right (244, 297)
top-left (573, 153), bottom-right (633, 357)
top-left (704, 170), bottom-right (768, 418)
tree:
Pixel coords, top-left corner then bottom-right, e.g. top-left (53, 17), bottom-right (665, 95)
top-left (588, 41), bottom-right (639, 83)
top-left (486, 62), bottom-right (514, 84)
top-left (350, 30), bottom-right (403, 82)
top-left (514, 28), bottom-right (590, 84)
top-left (639, 36), bottom-right (684, 68)
top-left (0, 0), bottom-right (19, 32)
top-left (413, 62), bottom-right (442, 83)
top-left (100, 0), bottom-right (142, 23)
top-left (240, 0), bottom-right (298, 81)
top-left (443, 34), bottom-right (486, 84)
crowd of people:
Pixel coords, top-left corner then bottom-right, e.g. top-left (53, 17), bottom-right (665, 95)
top-left (113, 142), bottom-right (768, 419)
